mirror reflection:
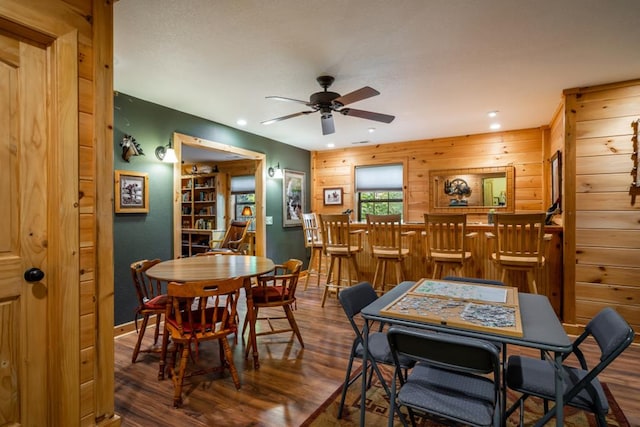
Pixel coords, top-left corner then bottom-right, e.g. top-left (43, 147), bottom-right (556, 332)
top-left (430, 166), bottom-right (514, 213)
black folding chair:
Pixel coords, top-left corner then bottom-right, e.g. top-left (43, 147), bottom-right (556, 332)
top-left (506, 307), bottom-right (634, 426)
top-left (337, 282), bottom-right (415, 419)
top-left (387, 326), bottom-right (502, 427)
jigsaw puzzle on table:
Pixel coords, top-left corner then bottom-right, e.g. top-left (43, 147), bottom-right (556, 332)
top-left (380, 279), bottom-right (523, 337)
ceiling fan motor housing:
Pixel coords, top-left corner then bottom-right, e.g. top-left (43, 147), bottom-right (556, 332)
top-left (310, 91), bottom-right (341, 108)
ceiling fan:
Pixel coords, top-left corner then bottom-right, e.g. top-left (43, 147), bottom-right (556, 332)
top-left (261, 75), bottom-right (395, 135)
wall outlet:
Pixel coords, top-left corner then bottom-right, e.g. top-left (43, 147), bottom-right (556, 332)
top-left (265, 216), bottom-right (273, 225)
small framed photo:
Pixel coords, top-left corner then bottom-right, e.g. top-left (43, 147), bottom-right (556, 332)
top-left (323, 187), bottom-right (343, 206)
top-left (115, 170), bottom-right (149, 213)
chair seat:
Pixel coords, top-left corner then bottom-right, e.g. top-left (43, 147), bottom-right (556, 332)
top-left (166, 307), bottom-right (233, 335)
top-left (491, 253), bottom-right (544, 267)
top-left (372, 247), bottom-right (410, 258)
top-left (431, 251), bottom-right (472, 261)
top-left (354, 332), bottom-right (414, 368)
top-left (398, 361), bottom-right (496, 426)
top-left (251, 285), bottom-right (291, 303)
top-left (325, 246), bottom-right (362, 255)
top-left (141, 294), bottom-right (168, 311)
top-left (506, 355), bottom-right (609, 412)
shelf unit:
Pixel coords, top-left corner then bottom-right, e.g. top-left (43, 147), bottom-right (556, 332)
top-left (180, 172), bottom-right (226, 256)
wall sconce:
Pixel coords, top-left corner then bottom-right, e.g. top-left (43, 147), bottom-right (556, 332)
top-left (241, 206), bottom-right (253, 217)
top-left (268, 162), bottom-right (283, 179)
top-left (120, 134), bottom-right (144, 162)
top-left (155, 140), bottom-right (178, 163)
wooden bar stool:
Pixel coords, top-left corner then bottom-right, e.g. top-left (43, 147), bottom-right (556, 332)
top-left (366, 214), bottom-right (415, 293)
top-left (318, 213), bottom-right (363, 307)
top-left (301, 212), bottom-right (325, 289)
top-left (423, 213), bottom-right (476, 279)
top-left (486, 212), bottom-right (550, 294)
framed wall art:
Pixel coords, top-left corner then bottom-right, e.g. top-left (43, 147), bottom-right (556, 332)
top-left (550, 150), bottom-right (562, 211)
top-left (115, 170), bottom-right (149, 213)
top-left (282, 169), bottom-right (305, 227)
top-left (323, 187), bottom-right (343, 206)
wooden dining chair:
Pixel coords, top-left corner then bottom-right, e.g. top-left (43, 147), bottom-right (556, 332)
top-left (486, 212), bottom-right (550, 294)
top-left (366, 214), bottom-right (414, 293)
top-left (130, 259), bottom-right (167, 363)
top-left (318, 213), bottom-right (364, 307)
top-left (242, 259), bottom-right (304, 355)
top-left (209, 219), bottom-right (251, 253)
top-left (423, 213), bottom-right (476, 279)
top-left (301, 212), bottom-right (325, 289)
top-left (161, 276), bottom-right (244, 407)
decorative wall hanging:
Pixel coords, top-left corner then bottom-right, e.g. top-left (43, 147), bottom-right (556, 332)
top-left (120, 134), bottom-right (144, 162)
top-left (444, 178), bottom-right (471, 206)
top-left (631, 119), bottom-right (640, 205)
top-left (550, 150), bottom-right (562, 211)
top-left (323, 187), bottom-right (343, 206)
top-left (282, 169), bottom-right (305, 227)
top-left (115, 170), bottom-right (149, 213)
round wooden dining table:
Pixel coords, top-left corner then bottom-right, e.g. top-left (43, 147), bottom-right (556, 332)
top-left (146, 255), bottom-right (275, 372)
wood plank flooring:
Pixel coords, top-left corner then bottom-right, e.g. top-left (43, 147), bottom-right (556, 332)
top-left (114, 282), bottom-right (640, 426)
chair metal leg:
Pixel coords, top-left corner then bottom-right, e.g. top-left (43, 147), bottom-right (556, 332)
top-left (338, 342), bottom-right (359, 419)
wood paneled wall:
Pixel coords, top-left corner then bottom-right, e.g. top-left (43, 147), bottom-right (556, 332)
top-left (311, 127), bottom-right (548, 223)
top-left (564, 79), bottom-right (640, 332)
top-left (1, 1), bottom-right (117, 425)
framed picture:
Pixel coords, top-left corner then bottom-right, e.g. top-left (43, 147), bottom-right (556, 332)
top-left (283, 169), bottom-right (305, 227)
top-left (115, 170), bottom-right (149, 213)
top-left (550, 150), bottom-right (562, 211)
top-left (323, 187), bottom-right (343, 206)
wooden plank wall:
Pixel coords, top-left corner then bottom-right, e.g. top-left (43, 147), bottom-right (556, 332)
top-left (0, 0), bottom-right (116, 425)
top-left (564, 79), bottom-right (640, 332)
top-left (311, 127), bottom-right (547, 223)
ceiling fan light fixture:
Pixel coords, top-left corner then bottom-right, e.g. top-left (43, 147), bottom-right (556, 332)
top-left (262, 75), bottom-right (395, 135)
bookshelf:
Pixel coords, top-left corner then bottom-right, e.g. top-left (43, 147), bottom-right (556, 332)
top-left (180, 172), bottom-right (225, 255)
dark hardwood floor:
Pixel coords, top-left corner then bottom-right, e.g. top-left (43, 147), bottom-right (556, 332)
top-left (114, 281), bottom-right (640, 426)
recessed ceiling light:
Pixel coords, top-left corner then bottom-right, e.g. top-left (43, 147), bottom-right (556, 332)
top-left (490, 123), bottom-right (501, 130)
top-left (368, 127), bottom-right (376, 133)
top-left (488, 111), bottom-right (498, 118)
top-left (236, 119), bottom-right (247, 126)
top-left (327, 143), bottom-right (335, 148)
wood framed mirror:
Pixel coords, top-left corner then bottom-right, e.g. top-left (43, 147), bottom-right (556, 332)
top-left (429, 166), bottom-right (515, 214)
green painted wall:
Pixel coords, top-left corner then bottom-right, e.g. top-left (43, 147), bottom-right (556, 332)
top-left (113, 93), bottom-right (311, 325)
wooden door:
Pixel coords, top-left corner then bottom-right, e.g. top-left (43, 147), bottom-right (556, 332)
top-left (0, 33), bottom-right (49, 425)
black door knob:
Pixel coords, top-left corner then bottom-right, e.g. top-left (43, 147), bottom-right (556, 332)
top-left (24, 268), bottom-right (45, 282)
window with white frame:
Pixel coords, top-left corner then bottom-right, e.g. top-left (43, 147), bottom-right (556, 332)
top-left (355, 164), bottom-right (403, 222)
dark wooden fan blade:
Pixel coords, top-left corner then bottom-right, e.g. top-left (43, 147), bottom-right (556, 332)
top-left (266, 96), bottom-right (311, 106)
top-left (333, 86), bottom-right (380, 106)
top-left (261, 111), bottom-right (313, 125)
top-left (340, 108), bottom-right (395, 123)
top-left (321, 114), bottom-right (335, 135)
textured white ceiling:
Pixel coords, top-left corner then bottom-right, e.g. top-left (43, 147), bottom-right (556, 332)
top-left (114, 0), bottom-right (640, 153)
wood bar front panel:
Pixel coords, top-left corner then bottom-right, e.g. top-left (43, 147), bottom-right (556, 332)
top-left (347, 222), bottom-right (563, 317)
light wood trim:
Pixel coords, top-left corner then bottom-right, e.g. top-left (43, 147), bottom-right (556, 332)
top-left (563, 91), bottom-right (577, 323)
top-left (172, 132), bottom-right (267, 258)
top-left (48, 29), bottom-right (81, 425)
top-left (93, 0), bottom-right (116, 422)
